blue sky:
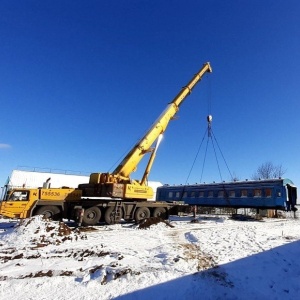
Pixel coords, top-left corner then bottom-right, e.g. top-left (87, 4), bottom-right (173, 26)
top-left (1, 0), bottom-right (300, 188)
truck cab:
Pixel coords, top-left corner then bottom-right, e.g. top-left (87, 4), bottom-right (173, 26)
top-left (1, 188), bottom-right (37, 219)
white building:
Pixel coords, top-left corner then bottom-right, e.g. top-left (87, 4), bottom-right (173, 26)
top-left (5, 170), bottom-right (89, 189)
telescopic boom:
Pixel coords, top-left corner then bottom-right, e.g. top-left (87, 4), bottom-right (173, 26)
top-left (113, 62), bottom-right (212, 179)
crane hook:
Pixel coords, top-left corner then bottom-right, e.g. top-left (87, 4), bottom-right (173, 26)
top-left (207, 115), bottom-right (213, 137)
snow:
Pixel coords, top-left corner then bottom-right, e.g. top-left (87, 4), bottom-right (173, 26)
top-left (0, 214), bottom-right (299, 300)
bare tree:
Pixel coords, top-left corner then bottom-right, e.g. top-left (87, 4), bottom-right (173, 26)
top-left (231, 172), bottom-right (240, 181)
top-left (252, 161), bottom-right (286, 180)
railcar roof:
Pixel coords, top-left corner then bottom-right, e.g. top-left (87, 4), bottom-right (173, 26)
top-left (161, 178), bottom-right (295, 189)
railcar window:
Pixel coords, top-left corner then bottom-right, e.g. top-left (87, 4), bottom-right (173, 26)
top-left (168, 192), bottom-right (173, 198)
top-left (183, 192), bottom-right (187, 198)
top-left (190, 192), bottom-right (196, 198)
top-left (229, 190), bottom-right (235, 197)
top-left (208, 191), bottom-right (213, 197)
top-left (254, 189), bottom-right (262, 197)
top-left (241, 190), bottom-right (247, 197)
top-left (175, 192), bottom-right (180, 198)
top-left (265, 189), bottom-right (272, 197)
top-left (198, 191), bottom-right (204, 198)
top-left (218, 191), bottom-right (224, 197)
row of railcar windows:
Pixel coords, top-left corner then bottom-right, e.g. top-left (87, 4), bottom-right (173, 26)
top-left (167, 188), bottom-right (280, 199)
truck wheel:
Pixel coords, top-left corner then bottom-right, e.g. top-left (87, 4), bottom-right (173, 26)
top-left (104, 206), bottom-right (123, 225)
top-left (35, 206), bottom-right (61, 221)
top-left (153, 207), bottom-right (168, 219)
top-left (82, 206), bottom-right (101, 226)
top-left (134, 207), bottom-right (150, 223)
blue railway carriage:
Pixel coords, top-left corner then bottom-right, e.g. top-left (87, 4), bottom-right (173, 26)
top-left (156, 178), bottom-right (298, 211)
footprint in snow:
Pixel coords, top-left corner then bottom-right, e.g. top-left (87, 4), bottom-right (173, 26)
top-left (184, 232), bottom-right (198, 243)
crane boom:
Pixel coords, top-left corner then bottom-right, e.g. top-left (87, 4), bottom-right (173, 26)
top-left (113, 62), bottom-right (212, 178)
top-left (84, 62), bottom-right (212, 200)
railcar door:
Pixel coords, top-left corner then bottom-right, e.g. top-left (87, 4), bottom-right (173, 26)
top-left (287, 184), bottom-right (297, 211)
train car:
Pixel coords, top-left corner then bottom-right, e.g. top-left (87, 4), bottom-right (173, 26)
top-left (156, 178), bottom-right (298, 211)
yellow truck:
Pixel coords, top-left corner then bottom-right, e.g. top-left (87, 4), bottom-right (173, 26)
top-left (0, 62), bottom-right (212, 225)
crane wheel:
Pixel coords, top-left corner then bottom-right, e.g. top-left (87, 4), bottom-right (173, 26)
top-left (104, 206), bottom-right (123, 225)
top-left (35, 206), bottom-right (61, 221)
top-left (82, 206), bottom-right (101, 226)
top-left (134, 207), bottom-right (151, 223)
top-left (153, 207), bottom-right (168, 219)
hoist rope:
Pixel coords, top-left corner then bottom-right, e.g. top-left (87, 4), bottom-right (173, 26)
top-left (211, 130), bottom-right (234, 181)
top-left (200, 137), bottom-right (209, 183)
top-left (186, 121), bottom-right (234, 184)
top-left (185, 74), bottom-right (235, 184)
top-left (210, 133), bottom-right (223, 183)
top-left (207, 77), bottom-right (212, 116)
top-left (185, 128), bottom-right (208, 184)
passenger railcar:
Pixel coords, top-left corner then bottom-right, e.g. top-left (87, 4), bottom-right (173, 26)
top-left (156, 178), bottom-right (298, 211)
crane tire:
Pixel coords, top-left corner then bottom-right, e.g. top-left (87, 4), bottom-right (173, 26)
top-left (35, 205), bottom-right (61, 221)
top-left (153, 207), bottom-right (168, 219)
top-left (82, 206), bottom-right (101, 226)
top-left (104, 206), bottom-right (123, 225)
top-left (134, 207), bottom-right (151, 223)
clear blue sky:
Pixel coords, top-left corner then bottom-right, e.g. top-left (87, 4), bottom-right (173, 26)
top-left (1, 0), bottom-right (300, 188)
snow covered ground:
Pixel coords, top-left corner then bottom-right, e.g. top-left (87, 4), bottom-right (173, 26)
top-left (0, 213), bottom-right (299, 300)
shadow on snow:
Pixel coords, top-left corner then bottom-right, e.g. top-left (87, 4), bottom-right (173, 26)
top-left (115, 239), bottom-right (300, 300)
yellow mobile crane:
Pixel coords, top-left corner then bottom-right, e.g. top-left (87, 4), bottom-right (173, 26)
top-left (0, 62), bottom-right (212, 225)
